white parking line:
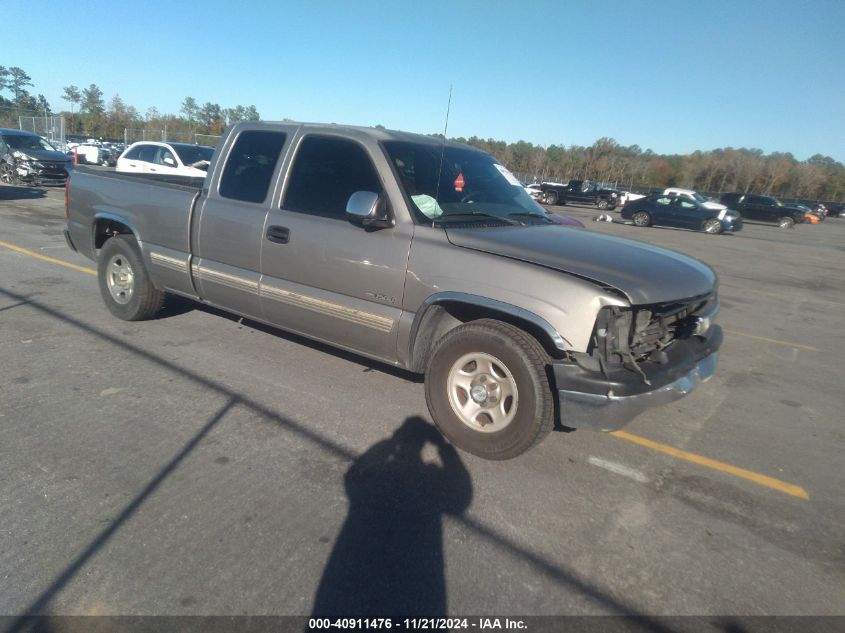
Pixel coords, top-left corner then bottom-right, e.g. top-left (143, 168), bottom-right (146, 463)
top-left (587, 456), bottom-right (649, 483)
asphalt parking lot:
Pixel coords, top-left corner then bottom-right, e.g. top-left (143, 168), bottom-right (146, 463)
top-left (1, 182), bottom-right (844, 619)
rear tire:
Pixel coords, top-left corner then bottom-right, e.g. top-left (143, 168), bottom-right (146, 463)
top-left (632, 211), bottom-right (651, 227)
top-left (97, 235), bottom-right (165, 321)
top-left (424, 319), bottom-right (554, 460)
top-left (778, 216), bottom-right (795, 229)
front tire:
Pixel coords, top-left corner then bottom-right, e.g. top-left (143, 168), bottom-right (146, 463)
top-left (0, 162), bottom-right (18, 185)
top-left (544, 191), bottom-right (558, 206)
top-left (424, 319), bottom-right (555, 460)
top-left (703, 218), bottom-right (723, 234)
top-left (632, 211), bottom-right (651, 227)
top-left (597, 198), bottom-right (609, 210)
top-left (97, 235), bottom-right (165, 321)
top-left (778, 216), bottom-right (795, 229)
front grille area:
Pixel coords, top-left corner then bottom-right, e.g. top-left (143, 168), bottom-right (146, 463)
top-left (591, 293), bottom-right (716, 365)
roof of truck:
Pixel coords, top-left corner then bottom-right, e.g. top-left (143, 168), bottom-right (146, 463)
top-left (251, 121), bottom-right (482, 151)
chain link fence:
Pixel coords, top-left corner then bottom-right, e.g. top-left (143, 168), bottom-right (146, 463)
top-left (123, 129), bottom-right (221, 147)
top-left (19, 116), bottom-right (66, 150)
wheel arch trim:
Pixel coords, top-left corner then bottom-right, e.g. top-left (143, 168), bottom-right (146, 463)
top-left (408, 292), bottom-right (569, 371)
top-left (91, 212), bottom-right (142, 250)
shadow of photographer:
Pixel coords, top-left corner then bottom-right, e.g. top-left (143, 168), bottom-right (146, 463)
top-left (311, 417), bottom-right (473, 617)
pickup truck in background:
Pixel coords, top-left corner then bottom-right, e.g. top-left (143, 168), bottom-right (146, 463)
top-left (539, 179), bottom-right (620, 209)
top-left (719, 193), bottom-right (806, 228)
top-left (65, 121), bottom-right (721, 459)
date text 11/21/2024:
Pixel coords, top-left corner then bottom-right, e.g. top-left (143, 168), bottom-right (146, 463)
top-left (307, 618), bottom-right (527, 630)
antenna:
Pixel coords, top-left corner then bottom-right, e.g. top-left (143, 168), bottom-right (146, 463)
top-left (432, 85), bottom-right (453, 224)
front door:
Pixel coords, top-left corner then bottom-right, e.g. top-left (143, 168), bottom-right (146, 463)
top-left (673, 198), bottom-right (705, 229)
top-left (259, 134), bottom-right (412, 362)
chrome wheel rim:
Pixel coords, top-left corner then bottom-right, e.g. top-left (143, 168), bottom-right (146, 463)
top-left (633, 212), bottom-right (649, 226)
top-left (447, 352), bottom-right (518, 433)
top-left (106, 254), bottom-right (135, 304)
top-left (704, 220), bottom-right (720, 233)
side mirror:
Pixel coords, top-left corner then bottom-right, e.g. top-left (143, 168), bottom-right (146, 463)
top-left (346, 191), bottom-right (393, 229)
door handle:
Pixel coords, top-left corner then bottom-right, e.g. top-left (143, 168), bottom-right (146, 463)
top-left (266, 225), bottom-right (290, 244)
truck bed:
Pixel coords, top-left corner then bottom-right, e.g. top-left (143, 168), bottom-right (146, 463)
top-left (66, 166), bottom-right (204, 262)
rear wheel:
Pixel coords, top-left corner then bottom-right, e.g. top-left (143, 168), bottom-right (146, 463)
top-left (424, 319), bottom-right (554, 460)
top-left (97, 235), bottom-right (165, 321)
top-left (703, 218), bottom-right (723, 234)
top-left (632, 211), bottom-right (651, 227)
top-left (778, 216), bottom-right (795, 229)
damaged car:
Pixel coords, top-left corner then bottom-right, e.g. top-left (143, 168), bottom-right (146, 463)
top-left (0, 128), bottom-right (71, 186)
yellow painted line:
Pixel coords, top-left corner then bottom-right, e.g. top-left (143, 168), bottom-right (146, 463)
top-left (611, 430), bottom-right (810, 500)
top-left (723, 329), bottom-right (817, 352)
top-left (0, 240), bottom-right (96, 276)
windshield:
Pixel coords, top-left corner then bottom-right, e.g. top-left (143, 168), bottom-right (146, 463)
top-left (5, 135), bottom-right (56, 152)
top-left (691, 192), bottom-right (706, 203)
top-left (384, 141), bottom-right (546, 225)
top-left (172, 144), bottom-right (214, 165)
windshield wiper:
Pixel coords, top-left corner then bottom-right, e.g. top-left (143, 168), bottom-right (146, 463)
top-left (433, 212), bottom-right (519, 226)
top-left (507, 212), bottom-right (552, 224)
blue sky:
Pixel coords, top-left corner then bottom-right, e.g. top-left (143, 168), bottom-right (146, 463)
top-left (4, 0), bottom-right (844, 161)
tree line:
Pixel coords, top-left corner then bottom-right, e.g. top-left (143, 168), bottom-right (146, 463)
top-left (0, 65), bottom-right (259, 141)
top-left (2, 64), bottom-right (843, 201)
top-left (456, 136), bottom-right (845, 202)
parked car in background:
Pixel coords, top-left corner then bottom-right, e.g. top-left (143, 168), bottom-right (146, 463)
top-left (618, 191), bottom-right (646, 206)
top-left (540, 179), bottom-right (619, 209)
top-left (67, 143), bottom-right (107, 166)
top-left (621, 193), bottom-right (742, 234)
top-left (826, 202), bottom-right (844, 217)
top-left (523, 182), bottom-right (544, 201)
top-left (719, 193), bottom-right (806, 228)
top-left (116, 142), bottom-right (214, 177)
top-left (0, 128), bottom-right (71, 186)
top-left (664, 188), bottom-right (727, 212)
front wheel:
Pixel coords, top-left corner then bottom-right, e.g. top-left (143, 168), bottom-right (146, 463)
top-left (597, 198), bottom-right (609, 210)
top-left (544, 191), bottom-right (558, 206)
top-left (632, 211), bottom-right (651, 227)
top-left (97, 235), bottom-right (165, 320)
top-left (0, 162), bottom-right (18, 185)
top-left (778, 216), bottom-right (795, 229)
top-left (424, 319), bottom-right (555, 460)
top-left (703, 218), bottom-right (723, 234)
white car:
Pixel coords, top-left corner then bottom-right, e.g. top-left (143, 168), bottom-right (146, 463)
top-left (116, 142), bottom-right (214, 178)
top-left (524, 183), bottom-right (544, 201)
top-left (663, 187), bottom-right (727, 211)
top-left (619, 191), bottom-right (646, 206)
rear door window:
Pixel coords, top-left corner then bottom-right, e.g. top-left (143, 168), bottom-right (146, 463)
top-left (282, 136), bottom-right (383, 220)
top-left (219, 130), bottom-right (287, 204)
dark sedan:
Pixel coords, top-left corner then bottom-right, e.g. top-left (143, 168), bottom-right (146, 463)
top-left (620, 193), bottom-right (743, 234)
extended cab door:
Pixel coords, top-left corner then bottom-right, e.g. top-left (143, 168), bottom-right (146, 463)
top-left (259, 133), bottom-right (412, 362)
top-left (192, 129), bottom-right (288, 319)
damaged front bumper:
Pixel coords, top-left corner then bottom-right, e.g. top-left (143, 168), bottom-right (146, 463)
top-left (553, 324), bottom-right (722, 431)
